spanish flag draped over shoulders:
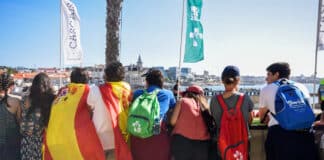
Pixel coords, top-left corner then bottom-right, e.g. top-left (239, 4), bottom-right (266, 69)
top-left (99, 81), bottom-right (133, 160)
top-left (43, 83), bottom-right (105, 160)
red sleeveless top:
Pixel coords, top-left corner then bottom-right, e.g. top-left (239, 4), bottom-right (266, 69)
top-left (172, 97), bottom-right (210, 140)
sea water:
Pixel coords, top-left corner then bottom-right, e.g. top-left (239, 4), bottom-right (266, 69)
top-left (201, 83), bottom-right (320, 104)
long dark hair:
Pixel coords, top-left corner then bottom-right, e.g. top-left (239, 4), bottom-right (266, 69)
top-left (0, 72), bottom-right (14, 107)
top-left (27, 73), bottom-right (55, 126)
top-left (184, 92), bottom-right (199, 104)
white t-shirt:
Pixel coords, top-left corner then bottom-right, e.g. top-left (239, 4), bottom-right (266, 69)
top-left (259, 80), bottom-right (311, 127)
top-left (87, 85), bottom-right (115, 150)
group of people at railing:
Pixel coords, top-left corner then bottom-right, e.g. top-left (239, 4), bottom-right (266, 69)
top-left (0, 61), bottom-right (323, 160)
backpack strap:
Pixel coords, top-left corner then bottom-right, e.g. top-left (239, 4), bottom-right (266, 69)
top-left (217, 95), bottom-right (227, 112)
top-left (273, 78), bottom-right (292, 86)
top-left (216, 93), bottom-right (244, 112)
top-left (235, 94), bottom-right (244, 110)
top-left (144, 89), bottom-right (160, 95)
top-left (152, 89), bottom-right (160, 95)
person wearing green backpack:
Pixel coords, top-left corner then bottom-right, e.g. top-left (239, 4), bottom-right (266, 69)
top-left (130, 69), bottom-right (176, 160)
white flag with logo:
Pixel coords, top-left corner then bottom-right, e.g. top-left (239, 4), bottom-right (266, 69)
top-left (61, 0), bottom-right (83, 65)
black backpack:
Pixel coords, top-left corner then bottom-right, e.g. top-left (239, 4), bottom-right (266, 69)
top-left (201, 109), bottom-right (217, 142)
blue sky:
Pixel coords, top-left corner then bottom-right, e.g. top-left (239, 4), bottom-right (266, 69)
top-left (0, 0), bottom-right (323, 77)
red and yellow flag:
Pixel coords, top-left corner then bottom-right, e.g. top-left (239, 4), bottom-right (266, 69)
top-left (43, 83), bottom-right (105, 160)
top-left (99, 82), bottom-right (133, 160)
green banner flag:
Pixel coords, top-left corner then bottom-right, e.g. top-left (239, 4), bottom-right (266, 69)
top-left (183, 0), bottom-right (204, 63)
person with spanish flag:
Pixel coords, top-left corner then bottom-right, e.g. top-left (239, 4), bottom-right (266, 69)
top-left (43, 68), bottom-right (105, 160)
top-left (87, 61), bottom-right (133, 160)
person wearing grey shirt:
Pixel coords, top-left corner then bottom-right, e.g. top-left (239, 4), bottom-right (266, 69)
top-left (210, 93), bottom-right (254, 131)
top-left (209, 65), bottom-right (254, 159)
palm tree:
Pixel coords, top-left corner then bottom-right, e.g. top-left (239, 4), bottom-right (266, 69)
top-left (105, 0), bottom-right (123, 66)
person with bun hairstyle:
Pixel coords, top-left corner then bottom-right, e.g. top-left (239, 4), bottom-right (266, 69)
top-left (0, 72), bottom-right (22, 160)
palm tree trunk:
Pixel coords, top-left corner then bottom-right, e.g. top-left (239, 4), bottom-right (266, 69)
top-left (105, 0), bottom-right (123, 65)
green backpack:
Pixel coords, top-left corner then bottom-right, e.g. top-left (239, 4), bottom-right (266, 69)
top-left (127, 89), bottom-right (160, 138)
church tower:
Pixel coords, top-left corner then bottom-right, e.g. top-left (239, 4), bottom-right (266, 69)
top-left (136, 55), bottom-right (143, 71)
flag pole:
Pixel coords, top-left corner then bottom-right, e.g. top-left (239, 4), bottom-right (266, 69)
top-left (119, 3), bottom-right (123, 62)
top-left (59, 0), bottom-right (63, 89)
top-left (313, 0), bottom-right (322, 108)
top-left (177, 0), bottom-right (186, 100)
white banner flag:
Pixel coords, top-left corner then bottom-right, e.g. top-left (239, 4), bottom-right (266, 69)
top-left (318, 0), bottom-right (324, 50)
top-left (61, 0), bottom-right (83, 65)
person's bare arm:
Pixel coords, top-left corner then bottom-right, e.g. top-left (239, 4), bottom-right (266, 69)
top-left (7, 96), bottom-right (22, 122)
top-left (170, 100), bottom-right (182, 126)
top-left (258, 107), bottom-right (269, 124)
top-left (248, 111), bottom-right (253, 125)
top-left (16, 102), bottom-right (22, 123)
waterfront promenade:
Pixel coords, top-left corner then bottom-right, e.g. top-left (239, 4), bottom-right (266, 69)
top-left (8, 74), bottom-right (322, 160)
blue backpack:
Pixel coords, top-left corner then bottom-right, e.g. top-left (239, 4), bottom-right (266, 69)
top-left (272, 79), bottom-right (315, 130)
